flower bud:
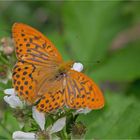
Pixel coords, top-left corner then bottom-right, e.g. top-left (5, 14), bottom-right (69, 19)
top-left (37, 130), bottom-right (51, 140)
top-left (1, 37), bottom-right (14, 55)
top-left (71, 121), bottom-right (86, 139)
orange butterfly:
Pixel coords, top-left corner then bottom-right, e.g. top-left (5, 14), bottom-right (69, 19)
top-left (12, 23), bottom-right (104, 112)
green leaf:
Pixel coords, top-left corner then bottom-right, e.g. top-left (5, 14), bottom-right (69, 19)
top-left (92, 42), bottom-right (140, 82)
top-left (0, 124), bottom-right (11, 139)
top-left (62, 1), bottom-right (128, 64)
top-left (0, 110), bottom-right (19, 139)
top-left (47, 32), bottom-right (71, 61)
top-left (0, 80), bottom-right (12, 100)
top-left (78, 91), bottom-right (140, 139)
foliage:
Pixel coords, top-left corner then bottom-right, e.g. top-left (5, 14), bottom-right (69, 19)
top-left (0, 1), bottom-right (140, 139)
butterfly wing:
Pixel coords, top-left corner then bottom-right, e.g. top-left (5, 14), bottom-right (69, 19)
top-left (12, 23), bottom-right (63, 66)
top-left (65, 70), bottom-right (104, 110)
top-left (12, 61), bottom-right (53, 103)
top-left (12, 23), bottom-right (63, 104)
top-left (13, 61), bottom-right (37, 103)
top-left (12, 23), bottom-right (104, 112)
top-left (36, 77), bottom-right (65, 112)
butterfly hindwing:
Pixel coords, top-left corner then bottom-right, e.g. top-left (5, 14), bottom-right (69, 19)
top-left (36, 90), bottom-right (64, 112)
top-left (36, 78), bottom-right (65, 112)
top-left (12, 61), bottom-right (38, 103)
top-left (65, 70), bottom-right (104, 110)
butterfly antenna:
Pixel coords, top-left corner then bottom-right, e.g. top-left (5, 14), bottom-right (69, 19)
top-left (77, 59), bottom-right (102, 66)
top-left (76, 59), bottom-right (103, 73)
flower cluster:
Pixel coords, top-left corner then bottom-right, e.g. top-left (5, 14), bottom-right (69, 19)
top-left (3, 63), bottom-right (90, 139)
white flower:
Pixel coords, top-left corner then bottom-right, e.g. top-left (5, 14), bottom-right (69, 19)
top-left (3, 88), bottom-right (23, 108)
top-left (72, 62), bottom-right (83, 72)
top-left (12, 131), bottom-right (36, 140)
top-left (50, 117), bottom-right (66, 134)
top-left (0, 79), bottom-right (8, 84)
top-left (32, 106), bottom-right (45, 130)
top-left (12, 117), bottom-right (66, 140)
top-left (75, 108), bottom-right (91, 115)
top-left (4, 88), bottom-right (15, 95)
top-left (32, 110), bottom-right (66, 133)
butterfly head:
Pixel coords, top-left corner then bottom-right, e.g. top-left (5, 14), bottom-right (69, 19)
top-left (59, 60), bottom-right (74, 74)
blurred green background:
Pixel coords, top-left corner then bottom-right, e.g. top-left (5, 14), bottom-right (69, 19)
top-left (0, 1), bottom-right (140, 139)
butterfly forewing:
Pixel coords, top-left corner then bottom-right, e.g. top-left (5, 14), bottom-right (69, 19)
top-left (12, 23), bottom-right (63, 66)
top-left (65, 70), bottom-right (104, 110)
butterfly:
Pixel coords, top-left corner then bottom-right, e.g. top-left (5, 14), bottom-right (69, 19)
top-left (12, 23), bottom-right (104, 112)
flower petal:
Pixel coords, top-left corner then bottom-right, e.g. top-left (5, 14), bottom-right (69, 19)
top-left (72, 62), bottom-right (83, 72)
top-left (3, 94), bottom-right (23, 108)
top-left (0, 79), bottom-right (8, 84)
top-left (50, 117), bottom-right (66, 134)
top-left (12, 131), bottom-right (36, 140)
top-left (32, 106), bottom-right (45, 130)
top-left (75, 108), bottom-right (91, 115)
top-left (4, 88), bottom-right (15, 95)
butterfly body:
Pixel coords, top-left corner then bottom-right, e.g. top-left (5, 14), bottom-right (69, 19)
top-left (12, 23), bottom-right (104, 112)
top-left (57, 60), bottom-right (74, 73)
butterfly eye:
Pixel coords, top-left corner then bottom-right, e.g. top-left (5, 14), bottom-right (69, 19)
top-left (60, 72), bottom-right (64, 76)
top-left (55, 75), bottom-right (59, 79)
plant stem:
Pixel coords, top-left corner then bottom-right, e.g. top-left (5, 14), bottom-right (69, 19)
top-left (60, 129), bottom-right (69, 140)
top-left (0, 53), bottom-right (9, 65)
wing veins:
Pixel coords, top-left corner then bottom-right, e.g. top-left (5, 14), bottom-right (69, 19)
top-left (31, 42), bottom-right (49, 56)
top-left (29, 48), bottom-right (48, 57)
top-left (27, 52), bottom-right (48, 61)
top-left (69, 77), bottom-right (77, 99)
top-left (26, 58), bottom-right (50, 65)
top-left (72, 79), bottom-right (82, 96)
top-left (65, 79), bottom-right (71, 102)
